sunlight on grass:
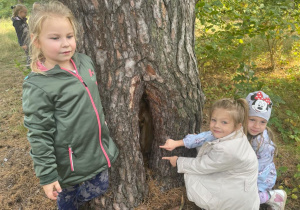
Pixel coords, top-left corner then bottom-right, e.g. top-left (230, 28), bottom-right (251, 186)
top-left (0, 18), bottom-right (25, 65)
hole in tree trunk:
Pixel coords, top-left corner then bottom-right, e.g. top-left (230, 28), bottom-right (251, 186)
top-left (138, 94), bottom-right (154, 168)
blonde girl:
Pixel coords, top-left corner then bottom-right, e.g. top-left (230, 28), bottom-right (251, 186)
top-left (246, 91), bottom-right (286, 210)
top-left (23, 1), bottom-right (118, 209)
top-left (162, 98), bottom-right (260, 210)
top-left (11, 4), bottom-right (29, 65)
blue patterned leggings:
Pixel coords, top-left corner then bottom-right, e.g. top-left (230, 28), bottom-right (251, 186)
top-left (57, 169), bottom-right (109, 210)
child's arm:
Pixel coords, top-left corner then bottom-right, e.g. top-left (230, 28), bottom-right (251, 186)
top-left (176, 144), bottom-right (236, 175)
top-left (163, 140), bottom-right (238, 174)
top-left (160, 131), bottom-right (216, 151)
top-left (183, 131), bottom-right (215, 149)
top-left (23, 82), bottom-right (60, 197)
top-left (21, 45), bottom-right (27, 50)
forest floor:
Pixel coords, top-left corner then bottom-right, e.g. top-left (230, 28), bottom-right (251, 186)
top-left (0, 54), bottom-right (56, 209)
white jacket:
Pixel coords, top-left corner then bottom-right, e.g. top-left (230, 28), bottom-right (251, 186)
top-left (177, 128), bottom-right (260, 210)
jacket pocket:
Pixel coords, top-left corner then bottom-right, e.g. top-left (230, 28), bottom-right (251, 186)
top-left (68, 146), bottom-right (75, 171)
top-left (185, 174), bottom-right (219, 209)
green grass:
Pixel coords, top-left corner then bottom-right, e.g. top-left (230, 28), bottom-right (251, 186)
top-left (0, 18), bottom-right (26, 65)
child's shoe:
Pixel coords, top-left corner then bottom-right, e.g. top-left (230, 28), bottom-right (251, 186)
top-left (266, 189), bottom-right (287, 210)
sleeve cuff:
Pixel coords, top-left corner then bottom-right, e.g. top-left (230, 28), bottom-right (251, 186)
top-left (39, 170), bottom-right (58, 186)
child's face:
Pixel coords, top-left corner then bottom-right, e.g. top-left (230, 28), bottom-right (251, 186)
top-left (19, 9), bottom-right (27, 18)
top-left (37, 16), bottom-right (76, 69)
top-left (248, 116), bottom-right (267, 136)
top-left (209, 108), bottom-right (239, 139)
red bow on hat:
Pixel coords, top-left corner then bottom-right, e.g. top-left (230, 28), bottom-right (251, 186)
top-left (254, 91), bottom-right (271, 104)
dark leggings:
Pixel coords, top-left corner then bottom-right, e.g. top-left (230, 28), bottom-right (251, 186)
top-left (57, 169), bottom-right (109, 210)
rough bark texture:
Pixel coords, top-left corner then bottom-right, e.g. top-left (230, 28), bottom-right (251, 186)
top-left (60, 0), bottom-right (204, 209)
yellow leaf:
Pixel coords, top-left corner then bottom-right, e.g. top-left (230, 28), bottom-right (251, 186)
top-left (291, 194), bottom-right (298, 200)
top-left (239, 39), bottom-right (243, 44)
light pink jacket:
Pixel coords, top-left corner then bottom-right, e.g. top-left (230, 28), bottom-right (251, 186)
top-left (177, 128), bottom-right (259, 210)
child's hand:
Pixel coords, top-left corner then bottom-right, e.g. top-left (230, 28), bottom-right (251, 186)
top-left (159, 139), bottom-right (183, 151)
top-left (42, 181), bottom-right (62, 200)
top-left (162, 156), bottom-right (178, 167)
top-left (21, 45), bottom-right (27, 50)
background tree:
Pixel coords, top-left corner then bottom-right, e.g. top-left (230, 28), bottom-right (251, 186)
top-left (195, 0), bottom-right (300, 70)
top-left (0, 0), bottom-right (36, 17)
top-left (59, 0), bottom-right (203, 209)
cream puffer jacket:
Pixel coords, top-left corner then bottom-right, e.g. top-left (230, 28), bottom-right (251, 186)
top-left (177, 128), bottom-right (259, 210)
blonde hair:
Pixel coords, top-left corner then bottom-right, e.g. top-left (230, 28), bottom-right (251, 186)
top-left (32, 2), bottom-right (41, 11)
top-left (28, 1), bottom-right (78, 73)
top-left (210, 98), bottom-right (249, 134)
top-left (11, 4), bottom-right (27, 17)
top-left (249, 126), bottom-right (278, 155)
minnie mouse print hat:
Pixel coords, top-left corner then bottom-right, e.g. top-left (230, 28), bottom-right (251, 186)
top-left (246, 91), bottom-right (273, 121)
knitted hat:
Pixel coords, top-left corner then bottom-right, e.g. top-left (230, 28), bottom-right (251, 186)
top-left (245, 91), bottom-right (273, 121)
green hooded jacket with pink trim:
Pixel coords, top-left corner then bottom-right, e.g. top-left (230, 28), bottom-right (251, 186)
top-left (22, 53), bottom-right (118, 188)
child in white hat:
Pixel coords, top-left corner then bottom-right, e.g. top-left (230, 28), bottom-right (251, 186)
top-left (246, 91), bottom-right (286, 210)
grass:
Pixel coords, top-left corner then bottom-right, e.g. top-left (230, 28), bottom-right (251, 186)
top-left (0, 18), bottom-right (25, 66)
top-left (0, 18), bottom-right (56, 210)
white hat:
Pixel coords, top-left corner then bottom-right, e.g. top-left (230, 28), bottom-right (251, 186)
top-left (246, 91), bottom-right (273, 121)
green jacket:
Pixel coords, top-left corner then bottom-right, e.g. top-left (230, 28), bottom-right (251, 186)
top-left (22, 53), bottom-right (118, 188)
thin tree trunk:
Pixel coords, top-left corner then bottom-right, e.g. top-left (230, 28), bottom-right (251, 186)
top-left (60, 0), bottom-right (204, 209)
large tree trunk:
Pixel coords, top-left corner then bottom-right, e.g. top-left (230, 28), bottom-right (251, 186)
top-left (60, 0), bottom-right (204, 209)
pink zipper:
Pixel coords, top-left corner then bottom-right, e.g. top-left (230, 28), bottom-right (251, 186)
top-left (62, 60), bottom-right (111, 168)
top-left (68, 147), bottom-right (74, 171)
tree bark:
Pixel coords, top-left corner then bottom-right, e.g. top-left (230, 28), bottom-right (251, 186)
top-left (60, 0), bottom-right (204, 209)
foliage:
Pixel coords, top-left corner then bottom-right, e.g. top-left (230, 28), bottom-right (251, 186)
top-left (232, 62), bottom-right (261, 98)
top-left (277, 166), bottom-right (288, 177)
top-left (265, 65), bottom-right (300, 144)
top-left (291, 41), bottom-right (300, 60)
top-left (195, 0), bottom-right (300, 70)
top-left (0, 0), bottom-right (36, 18)
top-left (271, 113), bottom-right (300, 143)
top-left (195, 0), bottom-right (300, 145)
top-left (278, 165), bottom-right (300, 202)
top-left (295, 164), bottom-right (300, 179)
top-left (15, 59), bottom-right (31, 75)
top-left (0, 0), bottom-right (13, 17)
